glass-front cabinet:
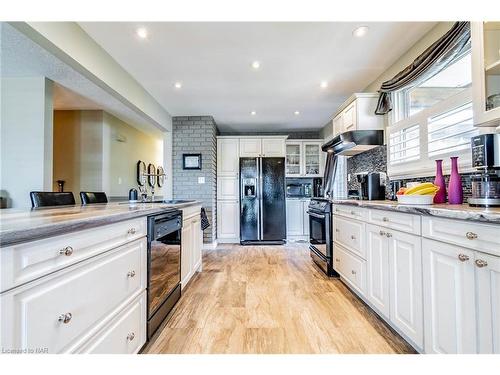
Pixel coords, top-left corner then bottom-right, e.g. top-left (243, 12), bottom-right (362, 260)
top-left (285, 140), bottom-right (324, 177)
top-left (472, 21), bottom-right (500, 127)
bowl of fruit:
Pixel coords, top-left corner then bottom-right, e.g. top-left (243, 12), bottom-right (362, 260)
top-left (396, 183), bottom-right (440, 205)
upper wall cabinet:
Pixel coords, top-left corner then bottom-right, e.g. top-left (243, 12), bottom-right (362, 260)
top-left (331, 93), bottom-right (384, 138)
top-left (472, 22), bottom-right (500, 127)
top-left (239, 136), bottom-right (287, 158)
top-left (285, 140), bottom-right (324, 177)
top-left (217, 137), bottom-right (240, 176)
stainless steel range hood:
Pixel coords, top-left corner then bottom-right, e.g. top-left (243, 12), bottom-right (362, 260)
top-left (321, 130), bottom-right (384, 156)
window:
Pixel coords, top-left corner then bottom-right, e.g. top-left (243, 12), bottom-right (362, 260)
top-left (388, 50), bottom-right (477, 178)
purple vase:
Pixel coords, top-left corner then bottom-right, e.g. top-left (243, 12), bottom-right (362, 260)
top-left (448, 156), bottom-right (463, 205)
top-left (433, 160), bottom-right (446, 204)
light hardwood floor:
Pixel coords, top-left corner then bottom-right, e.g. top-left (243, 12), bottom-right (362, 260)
top-left (144, 243), bottom-right (416, 354)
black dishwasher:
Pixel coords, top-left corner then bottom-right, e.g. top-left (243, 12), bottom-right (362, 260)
top-left (147, 209), bottom-right (182, 339)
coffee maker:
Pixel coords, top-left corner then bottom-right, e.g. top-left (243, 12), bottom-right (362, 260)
top-left (356, 172), bottom-right (386, 200)
top-left (468, 133), bottom-right (500, 207)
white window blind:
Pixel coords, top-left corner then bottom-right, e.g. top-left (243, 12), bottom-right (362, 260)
top-left (389, 124), bottom-right (420, 165)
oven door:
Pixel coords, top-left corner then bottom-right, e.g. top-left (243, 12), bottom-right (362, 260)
top-left (307, 210), bottom-right (328, 258)
top-left (148, 225), bottom-right (181, 318)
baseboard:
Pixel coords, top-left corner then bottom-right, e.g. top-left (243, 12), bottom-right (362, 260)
top-left (202, 240), bottom-right (218, 249)
top-left (216, 238), bottom-right (239, 244)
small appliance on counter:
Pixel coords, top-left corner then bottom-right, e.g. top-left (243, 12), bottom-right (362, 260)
top-left (469, 133), bottom-right (500, 207)
top-left (286, 178), bottom-right (313, 198)
top-left (355, 172), bottom-right (386, 200)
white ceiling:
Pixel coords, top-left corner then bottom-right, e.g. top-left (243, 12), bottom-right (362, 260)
top-left (80, 22), bottom-right (436, 133)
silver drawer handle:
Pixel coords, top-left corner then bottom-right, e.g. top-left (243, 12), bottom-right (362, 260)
top-left (58, 312), bottom-right (72, 324)
top-left (458, 253), bottom-right (470, 262)
top-left (127, 332), bottom-right (135, 341)
top-left (127, 270), bottom-right (136, 278)
top-left (127, 228), bottom-right (137, 235)
top-left (382, 217), bottom-right (389, 222)
top-left (386, 232), bottom-right (392, 238)
top-left (335, 258), bottom-right (340, 262)
top-left (465, 232), bottom-right (477, 240)
top-left (475, 259), bottom-right (488, 268)
top-left (379, 230), bottom-right (386, 236)
top-left (59, 246), bottom-right (73, 256)
top-left (351, 235), bottom-right (356, 240)
top-left (350, 211), bottom-right (356, 215)
top-left (351, 270), bottom-right (356, 275)
top-left (335, 228), bottom-right (340, 232)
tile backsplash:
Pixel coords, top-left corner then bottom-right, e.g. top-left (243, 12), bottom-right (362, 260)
top-left (347, 145), bottom-right (474, 200)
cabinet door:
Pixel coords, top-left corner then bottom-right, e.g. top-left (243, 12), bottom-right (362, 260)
top-left (332, 114), bottom-right (343, 136)
top-left (190, 217), bottom-right (202, 274)
top-left (388, 230), bottom-right (423, 348)
top-left (365, 224), bottom-right (390, 319)
top-left (475, 251), bottom-right (500, 353)
top-left (302, 200), bottom-right (310, 236)
top-left (262, 138), bottom-right (285, 157)
top-left (286, 199), bottom-right (304, 236)
top-left (181, 220), bottom-right (193, 288)
top-left (239, 138), bottom-right (262, 157)
top-left (217, 138), bottom-right (239, 176)
top-left (342, 102), bottom-right (357, 131)
top-left (285, 142), bottom-right (302, 176)
top-left (422, 239), bottom-right (477, 353)
top-left (217, 176), bottom-right (239, 200)
top-left (217, 200), bottom-right (240, 240)
top-left (303, 143), bottom-right (322, 177)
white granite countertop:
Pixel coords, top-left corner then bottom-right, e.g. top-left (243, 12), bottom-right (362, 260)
top-left (0, 201), bottom-right (202, 247)
top-left (331, 199), bottom-right (500, 224)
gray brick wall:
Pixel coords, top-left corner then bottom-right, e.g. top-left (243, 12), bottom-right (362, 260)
top-left (172, 116), bottom-right (217, 243)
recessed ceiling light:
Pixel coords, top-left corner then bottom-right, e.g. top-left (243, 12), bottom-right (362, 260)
top-left (320, 81), bottom-right (328, 89)
top-left (174, 82), bottom-right (182, 89)
top-left (252, 61), bottom-right (260, 69)
top-left (136, 27), bottom-right (148, 39)
top-left (352, 26), bottom-right (369, 38)
top-left (294, 111), bottom-right (300, 115)
top-left (251, 111), bottom-right (257, 116)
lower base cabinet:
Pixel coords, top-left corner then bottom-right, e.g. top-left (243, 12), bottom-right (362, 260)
top-left (286, 199), bottom-right (310, 240)
top-left (217, 200), bottom-right (240, 242)
top-left (181, 208), bottom-right (203, 289)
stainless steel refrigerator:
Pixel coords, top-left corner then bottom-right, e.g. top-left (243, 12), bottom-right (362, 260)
top-left (240, 157), bottom-right (286, 245)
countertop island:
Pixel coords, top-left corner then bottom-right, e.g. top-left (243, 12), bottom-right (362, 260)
top-left (331, 199), bottom-right (500, 224)
top-left (0, 200), bottom-right (202, 246)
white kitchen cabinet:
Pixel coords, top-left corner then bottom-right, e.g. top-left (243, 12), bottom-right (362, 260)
top-left (286, 199), bottom-right (310, 240)
top-left (217, 176), bottom-right (239, 200)
top-left (471, 22), bottom-right (500, 127)
top-left (239, 138), bottom-right (262, 157)
top-left (217, 137), bottom-right (239, 176)
top-left (422, 239), bottom-right (477, 354)
top-left (475, 251), bottom-right (500, 354)
top-left (217, 200), bottom-right (240, 242)
top-left (262, 138), bottom-right (286, 157)
top-left (181, 222), bottom-right (192, 288)
top-left (365, 224), bottom-right (390, 318)
top-left (330, 93), bottom-right (384, 138)
top-left (180, 206), bottom-right (203, 289)
top-left (335, 243), bottom-right (366, 297)
top-left (285, 140), bottom-right (324, 178)
top-left (388, 229), bottom-right (423, 348)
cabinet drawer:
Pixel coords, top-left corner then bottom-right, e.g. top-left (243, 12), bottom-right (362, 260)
top-left (1, 217), bottom-right (146, 293)
top-left (368, 209), bottom-right (421, 235)
top-left (76, 291), bottom-right (146, 354)
top-left (334, 216), bottom-right (365, 259)
top-left (333, 204), bottom-right (367, 220)
top-left (422, 216), bottom-right (500, 256)
top-left (1, 238), bottom-right (146, 353)
top-left (335, 244), bottom-right (366, 296)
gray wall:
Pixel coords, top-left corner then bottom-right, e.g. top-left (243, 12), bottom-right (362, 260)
top-left (172, 116), bottom-right (217, 243)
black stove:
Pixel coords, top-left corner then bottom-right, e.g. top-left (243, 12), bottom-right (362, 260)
top-left (307, 198), bottom-right (338, 277)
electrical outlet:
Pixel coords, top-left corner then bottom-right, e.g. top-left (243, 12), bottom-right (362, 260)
top-left (198, 176), bottom-right (205, 184)
top-left (118, 177), bottom-right (122, 185)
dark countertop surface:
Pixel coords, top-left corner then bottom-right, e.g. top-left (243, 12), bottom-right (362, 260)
top-left (330, 199), bottom-right (500, 224)
top-left (0, 201), bottom-right (202, 247)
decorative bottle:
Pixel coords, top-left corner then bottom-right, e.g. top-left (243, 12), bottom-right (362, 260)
top-left (433, 160), bottom-right (446, 204)
top-left (447, 156), bottom-right (463, 205)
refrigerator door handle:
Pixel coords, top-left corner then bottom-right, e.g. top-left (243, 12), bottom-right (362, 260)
top-left (259, 157), bottom-right (264, 241)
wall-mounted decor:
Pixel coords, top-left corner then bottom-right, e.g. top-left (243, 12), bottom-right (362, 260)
top-left (137, 160), bottom-right (146, 186)
top-left (157, 166), bottom-right (165, 187)
top-left (148, 163), bottom-right (156, 187)
top-left (183, 154), bottom-right (202, 170)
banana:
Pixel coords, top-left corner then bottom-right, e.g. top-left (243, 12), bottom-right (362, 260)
top-left (407, 186), bottom-right (439, 196)
top-left (404, 182), bottom-right (436, 195)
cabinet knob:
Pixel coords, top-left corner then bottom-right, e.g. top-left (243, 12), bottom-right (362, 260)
top-left (127, 270), bottom-right (136, 278)
top-left (475, 259), bottom-right (488, 268)
top-left (382, 217), bottom-right (389, 222)
top-left (465, 232), bottom-right (478, 240)
top-left (351, 270), bottom-right (356, 275)
top-left (379, 230), bottom-right (386, 236)
top-left (127, 332), bottom-right (135, 341)
top-left (335, 258), bottom-right (340, 262)
top-left (458, 253), bottom-right (470, 262)
top-left (351, 235), bottom-right (356, 240)
top-left (127, 228), bottom-right (137, 235)
top-left (335, 228), bottom-right (340, 232)
top-left (350, 211), bottom-right (356, 215)
top-left (385, 232), bottom-right (392, 238)
top-left (59, 246), bottom-right (73, 256)
top-left (58, 312), bottom-right (72, 324)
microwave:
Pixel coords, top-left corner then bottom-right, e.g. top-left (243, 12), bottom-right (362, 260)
top-left (286, 178), bottom-right (313, 198)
